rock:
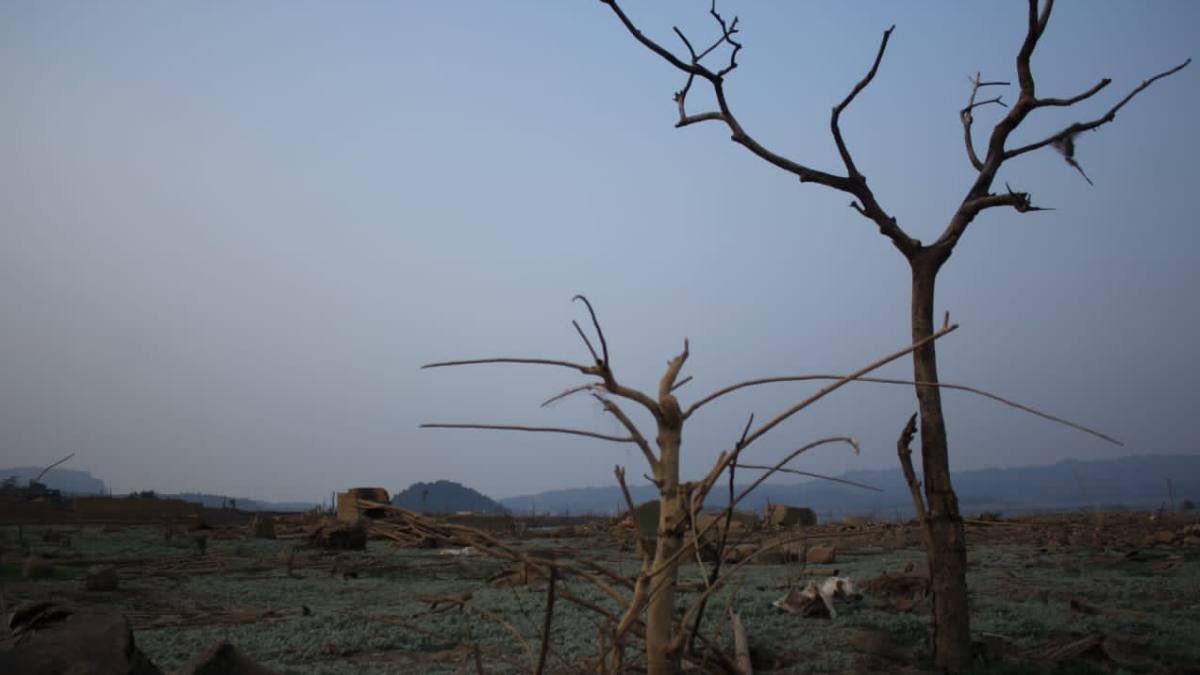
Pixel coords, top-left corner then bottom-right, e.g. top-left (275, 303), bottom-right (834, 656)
top-left (0, 604), bottom-right (162, 675)
top-left (83, 565), bottom-right (119, 591)
top-left (22, 556), bottom-right (53, 579)
top-left (175, 640), bottom-right (278, 675)
top-left (806, 545), bottom-right (837, 564)
top-left (763, 504), bottom-right (817, 528)
top-left (247, 514), bottom-right (276, 539)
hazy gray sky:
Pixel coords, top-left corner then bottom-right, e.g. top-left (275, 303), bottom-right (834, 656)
top-left (2, 2), bottom-right (1196, 502)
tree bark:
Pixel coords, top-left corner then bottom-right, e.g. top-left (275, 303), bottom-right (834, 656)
top-left (910, 253), bottom-right (971, 673)
top-left (646, 421), bottom-right (683, 675)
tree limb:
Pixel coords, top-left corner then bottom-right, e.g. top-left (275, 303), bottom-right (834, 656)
top-left (692, 323), bottom-right (957, 498)
top-left (831, 25), bottom-right (893, 180)
top-left (422, 357), bottom-right (593, 373)
top-left (1005, 58), bottom-right (1191, 161)
top-left (595, 394), bottom-right (660, 472)
top-left (599, 0), bottom-right (920, 257)
top-left (420, 423), bottom-right (634, 444)
top-left (961, 73), bottom-right (1010, 171)
top-left (896, 413), bottom-right (933, 550)
top-left (733, 463), bottom-right (882, 492)
top-left (686, 371), bottom-right (1119, 445)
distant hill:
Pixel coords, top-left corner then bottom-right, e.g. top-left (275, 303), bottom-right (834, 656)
top-left (0, 467), bottom-right (106, 495)
top-left (500, 454), bottom-right (1200, 518)
top-left (168, 492), bottom-right (318, 513)
top-left (392, 480), bottom-right (506, 514)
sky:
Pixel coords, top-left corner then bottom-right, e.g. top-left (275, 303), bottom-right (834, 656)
top-left (1, 2), bottom-right (1197, 503)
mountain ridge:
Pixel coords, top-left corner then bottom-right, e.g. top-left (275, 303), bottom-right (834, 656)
top-left (499, 453), bottom-right (1200, 517)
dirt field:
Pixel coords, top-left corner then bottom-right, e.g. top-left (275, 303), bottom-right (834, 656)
top-left (2, 511), bottom-right (1198, 673)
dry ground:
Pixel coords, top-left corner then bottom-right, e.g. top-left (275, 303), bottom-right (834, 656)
top-left (1, 511), bottom-right (1198, 674)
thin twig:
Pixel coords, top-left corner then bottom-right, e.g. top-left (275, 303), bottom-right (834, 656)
top-left (541, 384), bottom-right (595, 408)
top-left (733, 464), bottom-right (882, 492)
top-left (534, 567), bottom-right (558, 675)
top-left (422, 357), bottom-right (591, 372)
top-left (420, 423), bottom-right (634, 444)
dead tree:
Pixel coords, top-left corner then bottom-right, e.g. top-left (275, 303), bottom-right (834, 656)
top-left (595, 1), bottom-right (1188, 670)
top-left (423, 297), bottom-right (1122, 673)
top-left (425, 296), bottom-right (957, 674)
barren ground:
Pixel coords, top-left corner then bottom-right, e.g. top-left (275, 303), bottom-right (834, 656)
top-left (2, 511), bottom-right (1198, 673)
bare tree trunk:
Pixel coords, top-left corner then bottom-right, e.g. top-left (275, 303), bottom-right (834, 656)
top-left (646, 422), bottom-right (683, 675)
top-left (910, 255), bottom-right (971, 673)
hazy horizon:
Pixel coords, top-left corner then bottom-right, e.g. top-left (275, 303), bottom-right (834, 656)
top-left (3, 3), bottom-right (1197, 502)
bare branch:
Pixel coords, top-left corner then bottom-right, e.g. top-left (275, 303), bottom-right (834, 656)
top-left (35, 453), bottom-right (75, 483)
top-left (420, 423), bottom-right (634, 444)
top-left (669, 375), bottom-right (693, 392)
top-left (706, 0), bottom-right (741, 78)
top-left (572, 320), bottom-right (601, 364)
top-left (573, 295), bottom-right (610, 366)
top-left (961, 74), bottom-right (1010, 171)
top-left (1034, 78), bottom-right (1111, 108)
top-left (600, 0), bottom-right (709, 77)
top-left (1005, 58), bottom-right (1190, 161)
top-left (1015, 0), bottom-right (1053, 97)
top-left (534, 567), bottom-right (558, 675)
top-left (965, 183), bottom-right (1053, 214)
top-left (541, 384), bottom-right (596, 408)
top-left (896, 413), bottom-right (933, 550)
top-left (733, 463), bottom-right (882, 492)
top-left (614, 466), bottom-right (638, 520)
top-left (831, 25), bottom-right (894, 179)
top-left (659, 339), bottom-right (689, 401)
top-left (594, 394), bottom-right (660, 471)
top-left (600, 0), bottom-right (920, 258)
top-left (731, 437), bottom-right (860, 506)
top-left (687, 371), bottom-right (1119, 445)
top-left (727, 324), bottom-right (957, 465)
top-left (423, 357), bottom-right (592, 373)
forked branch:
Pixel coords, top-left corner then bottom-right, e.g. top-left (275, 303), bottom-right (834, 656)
top-left (600, 0), bottom-right (919, 257)
top-left (1005, 58), bottom-right (1191, 161)
top-left (832, 25), bottom-right (894, 180)
top-left (961, 73), bottom-right (1010, 171)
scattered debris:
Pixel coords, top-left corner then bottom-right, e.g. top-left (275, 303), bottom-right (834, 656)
top-left (336, 487), bottom-right (391, 523)
top-left (306, 517), bottom-right (367, 550)
top-left (772, 577), bottom-right (855, 619)
top-left (729, 608), bottom-right (752, 675)
top-left (861, 563), bottom-right (928, 613)
top-left (439, 546), bottom-right (475, 557)
top-left (805, 545), bottom-right (836, 564)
